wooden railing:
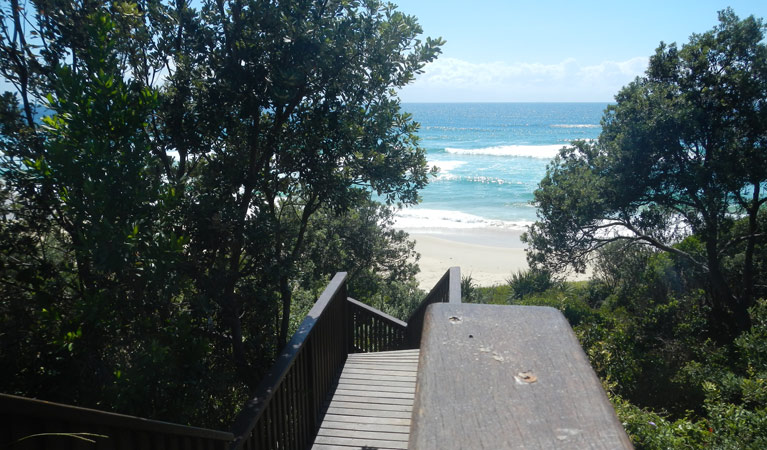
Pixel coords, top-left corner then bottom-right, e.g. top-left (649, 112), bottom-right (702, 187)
top-left (0, 393), bottom-right (234, 449)
top-left (229, 267), bottom-right (461, 449)
top-left (409, 303), bottom-right (633, 449)
top-left (2, 268), bottom-right (632, 448)
top-left (348, 297), bottom-right (407, 352)
top-left (230, 272), bottom-right (350, 450)
top-left (405, 266), bottom-right (461, 347)
top-left (1, 267), bottom-right (462, 450)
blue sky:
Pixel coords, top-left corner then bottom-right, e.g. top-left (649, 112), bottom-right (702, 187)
top-left (3, 2), bottom-right (766, 103)
top-left (394, 0), bottom-right (767, 102)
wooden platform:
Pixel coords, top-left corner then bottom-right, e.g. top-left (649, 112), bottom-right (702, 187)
top-left (311, 349), bottom-right (419, 450)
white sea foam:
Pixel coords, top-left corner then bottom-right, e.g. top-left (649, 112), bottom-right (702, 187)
top-left (551, 124), bottom-right (600, 129)
top-left (445, 145), bottom-right (563, 159)
top-left (434, 174), bottom-right (518, 185)
top-left (393, 208), bottom-right (532, 231)
top-left (430, 160), bottom-right (467, 174)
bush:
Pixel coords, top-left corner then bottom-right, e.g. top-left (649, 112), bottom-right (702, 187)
top-left (612, 395), bottom-right (710, 449)
top-left (461, 274), bottom-right (478, 303)
top-left (507, 269), bottom-right (555, 300)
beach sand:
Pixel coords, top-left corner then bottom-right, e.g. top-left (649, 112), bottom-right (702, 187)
top-left (407, 228), bottom-right (592, 290)
top-left (405, 228), bottom-right (530, 290)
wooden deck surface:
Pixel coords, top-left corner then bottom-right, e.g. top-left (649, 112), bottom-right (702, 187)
top-left (312, 349), bottom-right (419, 450)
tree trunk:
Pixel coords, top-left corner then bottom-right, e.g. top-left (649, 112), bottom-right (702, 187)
top-left (741, 182), bottom-right (760, 324)
top-left (226, 299), bottom-right (249, 379)
top-left (224, 234), bottom-right (250, 382)
top-left (278, 274), bottom-right (292, 347)
top-left (10, 0), bottom-right (35, 128)
top-left (224, 282), bottom-right (249, 382)
top-left (705, 236), bottom-right (741, 338)
top-left (276, 197), bottom-right (318, 346)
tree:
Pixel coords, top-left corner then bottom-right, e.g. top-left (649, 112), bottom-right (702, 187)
top-left (0, 4), bottom-right (239, 425)
top-left (155, 0), bottom-right (442, 367)
top-left (296, 199), bottom-right (421, 308)
top-left (1, 0), bottom-right (441, 423)
top-left (523, 9), bottom-right (767, 335)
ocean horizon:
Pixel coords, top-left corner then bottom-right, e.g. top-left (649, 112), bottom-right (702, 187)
top-left (393, 102), bottom-right (608, 238)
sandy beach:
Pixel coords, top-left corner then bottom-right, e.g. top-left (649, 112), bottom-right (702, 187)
top-left (404, 228), bottom-right (530, 290)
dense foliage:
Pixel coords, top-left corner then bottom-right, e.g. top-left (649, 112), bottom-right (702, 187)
top-left (523, 9), bottom-right (767, 337)
top-left (470, 218), bottom-right (767, 448)
top-left (506, 9), bottom-right (767, 448)
top-left (0, 0), bottom-right (441, 427)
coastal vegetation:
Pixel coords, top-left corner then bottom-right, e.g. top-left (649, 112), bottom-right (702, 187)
top-left (0, 0), bottom-right (440, 427)
top-left (2, 0), bottom-right (766, 448)
top-left (514, 9), bottom-right (767, 449)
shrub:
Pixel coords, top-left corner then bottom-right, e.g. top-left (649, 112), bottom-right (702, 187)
top-left (507, 268), bottom-right (555, 300)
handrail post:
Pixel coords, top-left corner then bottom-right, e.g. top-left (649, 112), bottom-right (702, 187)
top-left (404, 267), bottom-right (461, 348)
top-left (448, 266), bottom-right (461, 304)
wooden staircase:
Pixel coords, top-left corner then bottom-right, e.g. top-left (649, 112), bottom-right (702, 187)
top-left (312, 349), bottom-right (419, 449)
top-left (2, 268), bottom-right (634, 449)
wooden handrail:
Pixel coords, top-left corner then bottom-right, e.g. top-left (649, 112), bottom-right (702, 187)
top-left (446, 266), bottom-right (461, 304)
top-left (347, 297), bottom-right (407, 329)
top-left (228, 268), bottom-right (461, 447)
top-left (0, 393), bottom-right (233, 449)
top-left (405, 266), bottom-right (461, 347)
top-left (229, 272), bottom-right (350, 450)
top-left (0, 268), bottom-right (465, 449)
top-left (409, 303), bottom-right (633, 449)
top-left (347, 297), bottom-right (407, 352)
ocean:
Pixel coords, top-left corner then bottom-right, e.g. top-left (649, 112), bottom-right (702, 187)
top-left (394, 103), bottom-right (608, 236)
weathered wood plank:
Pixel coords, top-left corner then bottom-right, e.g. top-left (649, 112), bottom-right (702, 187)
top-left (325, 401), bottom-right (413, 412)
top-left (319, 420), bottom-right (410, 434)
top-left (346, 353), bottom-right (418, 360)
top-left (324, 407), bottom-right (412, 420)
top-left (339, 370), bottom-right (417, 378)
top-left (331, 389), bottom-right (414, 399)
top-left (409, 304), bottom-right (633, 450)
top-left (313, 436), bottom-right (408, 449)
top-left (336, 377), bottom-right (416, 388)
top-left (330, 394), bottom-right (413, 406)
top-left (339, 369), bottom-right (416, 379)
top-left (332, 383), bottom-right (415, 393)
top-left (347, 351), bottom-right (419, 357)
top-left (342, 359), bottom-right (417, 366)
top-left (348, 349), bottom-right (419, 357)
top-left (320, 415), bottom-right (411, 426)
top-left (316, 428), bottom-right (408, 441)
top-left (349, 352), bottom-right (418, 364)
top-left (341, 365), bottom-right (417, 373)
top-left (339, 370), bottom-right (416, 379)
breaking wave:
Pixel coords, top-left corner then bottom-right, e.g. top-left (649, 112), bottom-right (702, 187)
top-left (444, 145), bottom-right (563, 159)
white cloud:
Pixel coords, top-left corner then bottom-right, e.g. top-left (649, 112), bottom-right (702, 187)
top-left (400, 56), bottom-right (649, 102)
top-left (577, 57), bottom-right (648, 84)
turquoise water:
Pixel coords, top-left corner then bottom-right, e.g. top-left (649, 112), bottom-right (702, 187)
top-left (396, 103), bottom-right (608, 231)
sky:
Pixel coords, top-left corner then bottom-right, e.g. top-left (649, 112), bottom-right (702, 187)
top-left (3, 1), bottom-right (767, 103)
top-left (393, 0), bottom-right (767, 102)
